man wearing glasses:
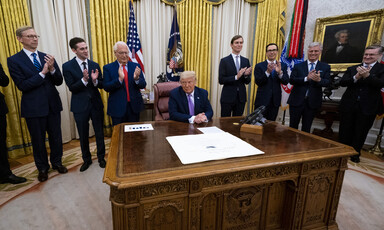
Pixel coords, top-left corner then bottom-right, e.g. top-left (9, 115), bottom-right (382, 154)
top-left (7, 26), bottom-right (67, 182)
top-left (103, 41), bottom-right (146, 126)
top-left (169, 71), bottom-right (213, 123)
top-left (339, 45), bottom-right (384, 163)
top-left (254, 43), bottom-right (289, 121)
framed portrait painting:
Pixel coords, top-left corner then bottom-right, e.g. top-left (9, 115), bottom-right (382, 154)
top-left (314, 9), bottom-right (384, 71)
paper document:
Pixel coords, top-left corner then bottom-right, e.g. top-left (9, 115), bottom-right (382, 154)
top-left (197, 126), bottom-right (225, 134)
top-left (124, 124), bottom-right (154, 132)
top-left (166, 132), bottom-right (264, 164)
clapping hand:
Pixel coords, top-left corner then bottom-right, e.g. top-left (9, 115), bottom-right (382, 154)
top-left (356, 66), bottom-right (370, 79)
top-left (133, 66), bottom-right (141, 80)
top-left (91, 69), bottom-right (99, 83)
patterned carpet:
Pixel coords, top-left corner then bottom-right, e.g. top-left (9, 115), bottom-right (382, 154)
top-left (0, 139), bottom-right (110, 207)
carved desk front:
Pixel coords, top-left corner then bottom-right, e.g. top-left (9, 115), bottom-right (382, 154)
top-left (103, 118), bottom-right (355, 230)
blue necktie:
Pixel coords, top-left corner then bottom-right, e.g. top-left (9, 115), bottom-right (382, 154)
top-left (31, 53), bottom-right (42, 72)
top-left (310, 62), bottom-right (315, 71)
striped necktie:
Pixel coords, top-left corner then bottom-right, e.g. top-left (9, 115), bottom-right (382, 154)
top-left (31, 53), bottom-right (42, 72)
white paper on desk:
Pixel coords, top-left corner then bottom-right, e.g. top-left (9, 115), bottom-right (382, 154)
top-left (197, 126), bottom-right (225, 134)
top-left (166, 132), bottom-right (264, 164)
top-left (124, 124), bottom-right (153, 132)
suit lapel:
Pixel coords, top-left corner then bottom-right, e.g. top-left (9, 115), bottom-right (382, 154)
top-left (194, 87), bottom-right (200, 112)
top-left (304, 60), bottom-right (309, 76)
top-left (19, 51), bottom-right (38, 73)
top-left (180, 87), bottom-right (189, 113)
top-left (72, 58), bottom-right (83, 77)
top-left (38, 51), bottom-right (46, 70)
top-left (228, 55), bottom-right (237, 72)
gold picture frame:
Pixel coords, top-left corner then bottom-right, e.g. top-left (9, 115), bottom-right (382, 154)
top-left (314, 9), bottom-right (384, 71)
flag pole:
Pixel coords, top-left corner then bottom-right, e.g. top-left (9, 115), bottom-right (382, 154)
top-left (368, 118), bottom-right (384, 156)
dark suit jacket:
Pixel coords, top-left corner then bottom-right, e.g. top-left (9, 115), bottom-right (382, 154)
top-left (0, 63), bottom-right (9, 116)
top-left (339, 62), bottom-right (384, 115)
top-left (62, 58), bottom-right (103, 113)
top-left (287, 60), bottom-right (330, 109)
top-left (103, 61), bottom-right (146, 117)
top-left (254, 60), bottom-right (289, 108)
top-left (7, 50), bottom-right (63, 117)
top-left (219, 54), bottom-right (251, 104)
top-left (322, 43), bottom-right (361, 64)
top-left (169, 86), bottom-right (213, 123)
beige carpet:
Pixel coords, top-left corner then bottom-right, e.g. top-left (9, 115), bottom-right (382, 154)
top-left (0, 139), bottom-right (110, 207)
top-left (0, 152), bottom-right (383, 229)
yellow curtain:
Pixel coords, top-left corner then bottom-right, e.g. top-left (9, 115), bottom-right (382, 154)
top-left (89, 0), bottom-right (132, 136)
top-left (178, 0), bottom-right (212, 92)
top-left (0, 0), bottom-right (33, 158)
top-left (248, 0), bottom-right (286, 112)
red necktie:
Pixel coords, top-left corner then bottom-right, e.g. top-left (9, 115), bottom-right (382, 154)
top-left (123, 65), bottom-right (130, 102)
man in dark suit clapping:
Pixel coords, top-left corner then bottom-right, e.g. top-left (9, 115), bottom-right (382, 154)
top-left (103, 42), bottom-right (146, 126)
top-left (288, 42), bottom-right (330, 133)
top-left (62, 37), bottom-right (106, 172)
top-left (7, 26), bottom-right (67, 182)
top-left (0, 63), bottom-right (27, 184)
top-left (219, 35), bottom-right (252, 117)
top-left (339, 45), bottom-right (384, 163)
top-left (254, 43), bottom-right (289, 121)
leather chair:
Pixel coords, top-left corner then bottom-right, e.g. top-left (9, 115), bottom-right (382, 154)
top-left (153, 81), bottom-right (180, 121)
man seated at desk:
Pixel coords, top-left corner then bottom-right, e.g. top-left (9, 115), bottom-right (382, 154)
top-left (169, 71), bottom-right (213, 123)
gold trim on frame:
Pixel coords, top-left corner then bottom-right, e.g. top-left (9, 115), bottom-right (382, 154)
top-left (162, 0), bottom-right (265, 6)
top-left (314, 9), bottom-right (384, 72)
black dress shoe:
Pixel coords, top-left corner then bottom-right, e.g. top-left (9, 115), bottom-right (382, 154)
top-left (52, 165), bottom-right (68, 174)
top-left (80, 161), bottom-right (92, 172)
top-left (38, 170), bottom-right (48, 182)
top-left (350, 155), bottom-right (360, 163)
top-left (0, 174), bottom-right (27, 184)
top-left (99, 159), bottom-right (106, 168)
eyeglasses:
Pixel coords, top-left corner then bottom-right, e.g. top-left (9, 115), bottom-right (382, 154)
top-left (23, 35), bottom-right (40, 39)
top-left (267, 49), bottom-right (278, 52)
top-left (117, 51), bottom-right (128, 55)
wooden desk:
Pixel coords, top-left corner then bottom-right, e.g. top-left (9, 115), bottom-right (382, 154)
top-left (103, 118), bottom-right (355, 230)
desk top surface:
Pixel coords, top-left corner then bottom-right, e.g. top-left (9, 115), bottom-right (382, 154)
top-left (103, 117), bottom-right (355, 188)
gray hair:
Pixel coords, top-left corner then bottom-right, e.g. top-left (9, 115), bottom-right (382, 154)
top-left (335, 29), bottom-right (349, 39)
top-left (366, 45), bottom-right (384, 55)
top-left (180, 71), bottom-right (196, 81)
top-left (113, 41), bottom-right (128, 51)
top-left (16, 26), bottom-right (34, 37)
top-left (308, 42), bottom-right (323, 50)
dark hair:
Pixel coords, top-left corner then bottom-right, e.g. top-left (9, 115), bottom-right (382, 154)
top-left (266, 43), bottom-right (278, 52)
top-left (366, 45), bottom-right (384, 55)
top-left (231, 35), bottom-right (243, 44)
top-left (69, 37), bottom-right (85, 49)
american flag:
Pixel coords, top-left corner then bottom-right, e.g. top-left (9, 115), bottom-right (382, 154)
top-left (127, 0), bottom-right (145, 77)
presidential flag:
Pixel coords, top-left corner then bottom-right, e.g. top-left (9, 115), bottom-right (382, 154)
top-left (127, 0), bottom-right (145, 78)
top-left (166, 8), bottom-right (184, 82)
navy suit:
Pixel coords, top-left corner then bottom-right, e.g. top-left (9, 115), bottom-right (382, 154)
top-left (62, 58), bottom-right (105, 163)
top-left (103, 61), bottom-right (146, 125)
top-left (219, 54), bottom-right (251, 117)
top-left (287, 60), bottom-right (330, 132)
top-left (339, 62), bottom-right (384, 155)
top-left (7, 50), bottom-right (64, 171)
top-left (169, 86), bottom-right (213, 123)
top-left (0, 63), bottom-right (12, 180)
top-left (254, 61), bottom-right (289, 121)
